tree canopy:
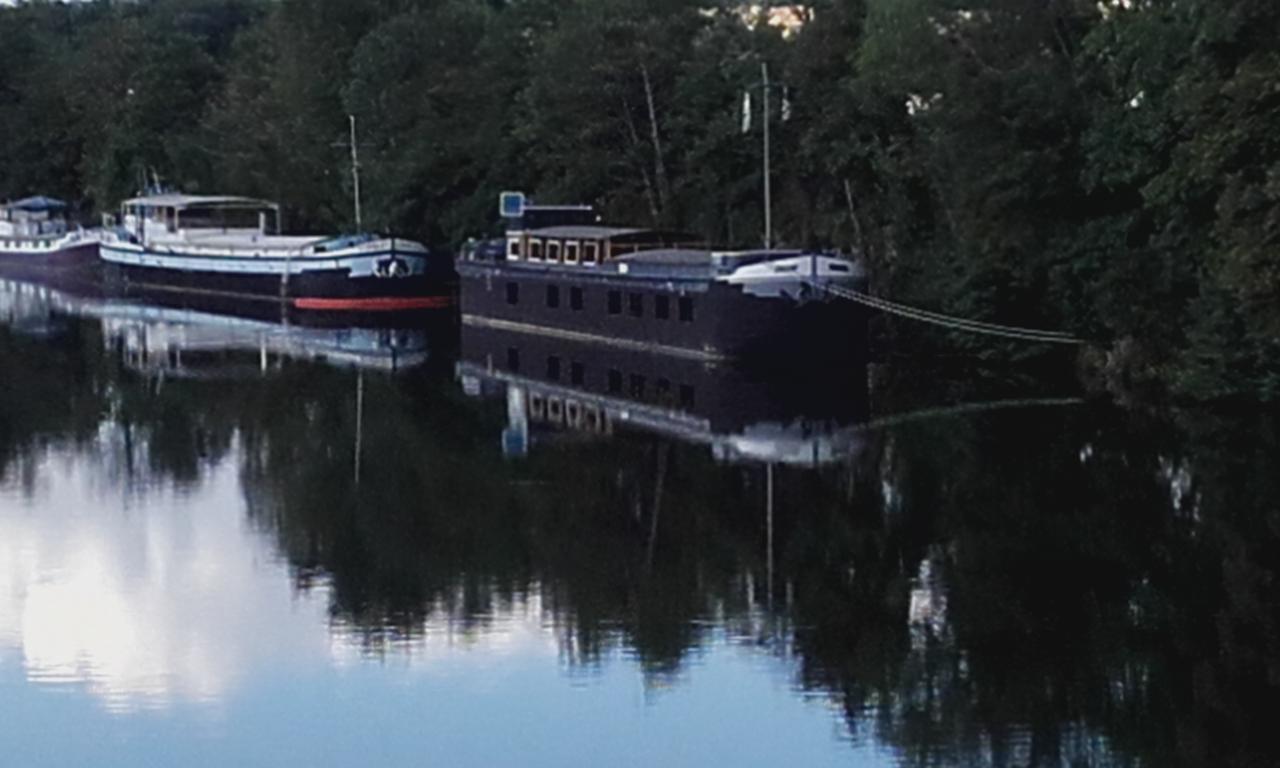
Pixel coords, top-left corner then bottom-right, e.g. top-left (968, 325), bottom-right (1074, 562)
top-left (1, 0), bottom-right (1276, 400)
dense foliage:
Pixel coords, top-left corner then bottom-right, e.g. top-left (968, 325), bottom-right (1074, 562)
top-left (1, 0), bottom-right (1277, 399)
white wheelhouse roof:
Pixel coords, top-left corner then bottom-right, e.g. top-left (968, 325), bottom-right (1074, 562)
top-left (120, 194), bottom-right (279, 211)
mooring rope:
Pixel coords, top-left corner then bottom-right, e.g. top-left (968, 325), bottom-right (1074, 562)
top-left (816, 282), bottom-right (1087, 345)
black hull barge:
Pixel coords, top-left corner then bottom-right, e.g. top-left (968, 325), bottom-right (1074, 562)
top-left (459, 194), bottom-right (867, 364)
top-left (103, 260), bottom-right (452, 312)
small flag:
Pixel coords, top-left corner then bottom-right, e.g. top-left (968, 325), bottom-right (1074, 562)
top-left (781, 86), bottom-right (792, 122)
top-left (741, 90), bottom-right (752, 134)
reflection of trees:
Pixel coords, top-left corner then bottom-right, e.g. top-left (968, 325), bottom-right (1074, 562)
top-left (3, 317), bottom-right (308, 494)
top-left (238, 370), bottom-right (763, 675)
top-left (0, 321), bottom-right (103, 491)
top-left (4, 323), bottom-right (1277, 767)
top-left (786, 407), bottom-right (1280, 768)
top-left (238, 368), bottom-right (1280, 767)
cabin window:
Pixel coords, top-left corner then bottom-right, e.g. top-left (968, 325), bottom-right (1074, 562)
top-left (566, 401), bottom-right (582, 428)
top-left (607, 290), bottom-right (622, 315)
top-left (628, 293), bottom-right (644, 318)
top-left (582, 242), bottom-right (599, 265)
top-left (571, 362), bottom-right (585, 385)
top-left (547, 356), bottom-right (561, 381)
top-left (547, 398), bottom-right (564, 423)
top-left (529, 394), bottom-right (545, 419)
top-left (547, 241), bottom-right (561, 263)
top-left (679, 296), bottom-right (694, 322)
top-left (546, 284), bottom-right (560, 309)
top-left (655, 295), bottom-right (670, 320)
top-left (629, 374), bottom-right (646, 399)
top-left (508, 239), bottom-right (522, 260)
top-left (570, 286), bottom-right (584, 311)
top-left (506, 282), bottom-right (520, 305)
top-left (529, 239), bottom-right (544, 262)
top-left (828, 262), bottom-right (851, 273)
top-left (507, 348), bottom-right (520, 372)
top-left (565, 242), bottom-right (580, 265)
top-left (656, 379), bottom-right (672, 401)
top-left (607, 369), bottom-right (623, 394)
top-left (680, 384), bottom-right (696, 407)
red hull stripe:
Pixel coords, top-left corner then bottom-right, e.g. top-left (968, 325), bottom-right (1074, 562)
top-left (292, 296), bottom-right (454, 312)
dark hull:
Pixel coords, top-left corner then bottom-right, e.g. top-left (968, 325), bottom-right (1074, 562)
top-left (112, 282), bottom-right (462, 338)
top-left (458, 263), bottom-right (868, 363)
top-left (0, 242), bottom-right (101, 289)
top-left (106, 262), bottom-right (457, 313)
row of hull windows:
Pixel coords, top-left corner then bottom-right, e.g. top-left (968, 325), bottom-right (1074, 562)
top-left (506, 348), bottom-right (697, 408)
top-left (1, 239), bottom-right (58, 250)
top-left (509, 238), bottom-right (599, 265)
top-left (505, 282), bottom-right (694, 322)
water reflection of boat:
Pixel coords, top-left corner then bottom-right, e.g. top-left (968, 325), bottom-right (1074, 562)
top-left (0, 277), bottom-right (439, 374)
top-left (457, 324), bottom-right (869, 466)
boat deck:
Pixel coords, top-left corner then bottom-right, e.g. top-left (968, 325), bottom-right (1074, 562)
top-left (155, 231), bottom-right (328, 250)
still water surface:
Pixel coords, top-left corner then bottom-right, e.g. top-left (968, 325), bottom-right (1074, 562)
top-left (0, 278), bottom-right (1276, 767)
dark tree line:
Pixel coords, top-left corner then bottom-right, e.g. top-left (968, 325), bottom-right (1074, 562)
top-left (1, 0), bottom-right (1277, 400)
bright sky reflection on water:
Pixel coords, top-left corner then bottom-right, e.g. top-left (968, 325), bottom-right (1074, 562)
top-left (0, 437), bottom-right (882, 768)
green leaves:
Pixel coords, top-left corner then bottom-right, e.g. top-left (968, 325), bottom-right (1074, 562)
top-left (1, 0), bottom-right (1276, 398)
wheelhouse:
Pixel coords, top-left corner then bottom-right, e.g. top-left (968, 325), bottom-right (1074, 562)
top-left (119, 194), bottom-right (281, 238)
top-left (505, 225), bottom-right (704, 267)
top-left (483, 192), bottom-right (703, 268)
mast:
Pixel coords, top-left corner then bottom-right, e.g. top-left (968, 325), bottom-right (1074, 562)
top-left (762, 62), bottom-right (772, 251)
top-left (349, 114), bottom-right (363, 232)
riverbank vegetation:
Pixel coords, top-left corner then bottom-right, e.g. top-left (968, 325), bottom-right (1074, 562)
top-left (1, 0), bottom-right (1276, 400)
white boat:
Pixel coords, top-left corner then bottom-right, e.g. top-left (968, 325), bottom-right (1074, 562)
top-left (0, 196), bottom-right (99, 279)
top-left (100, 193), bottom-right (456, 312)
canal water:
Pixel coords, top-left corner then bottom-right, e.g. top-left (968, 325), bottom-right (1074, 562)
top-left (0, 278), bottom-right (1276, 767)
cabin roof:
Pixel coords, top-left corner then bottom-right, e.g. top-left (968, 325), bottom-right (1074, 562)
top-left (520, 225), bottom-right (649, 240)
top-left (519, 226), bottom-right (703, 245)
top-left (121, 194), bottom-right (279, 210)
top-left (5, 196), bottom-right (67, 212)
top-left (615, 248), bottom-right (713, 266)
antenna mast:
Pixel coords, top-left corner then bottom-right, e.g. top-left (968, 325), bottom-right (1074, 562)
top-left (349, 114), bottom-right (363, 232)
top-left (761, 62), bottom-right (772, 250)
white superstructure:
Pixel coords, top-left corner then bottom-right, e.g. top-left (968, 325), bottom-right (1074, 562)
top-left (0, 196), bottom-right (96, 256)
top-left (100, 193), bottom-right (428, 279)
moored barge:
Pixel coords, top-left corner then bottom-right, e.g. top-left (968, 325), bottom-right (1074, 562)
top-left (459, 193), bottom-right (867, 362)
top-left (100, 193), bottom-right (455, 312)
top-left (0, 197), bottom-right (99, 281)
